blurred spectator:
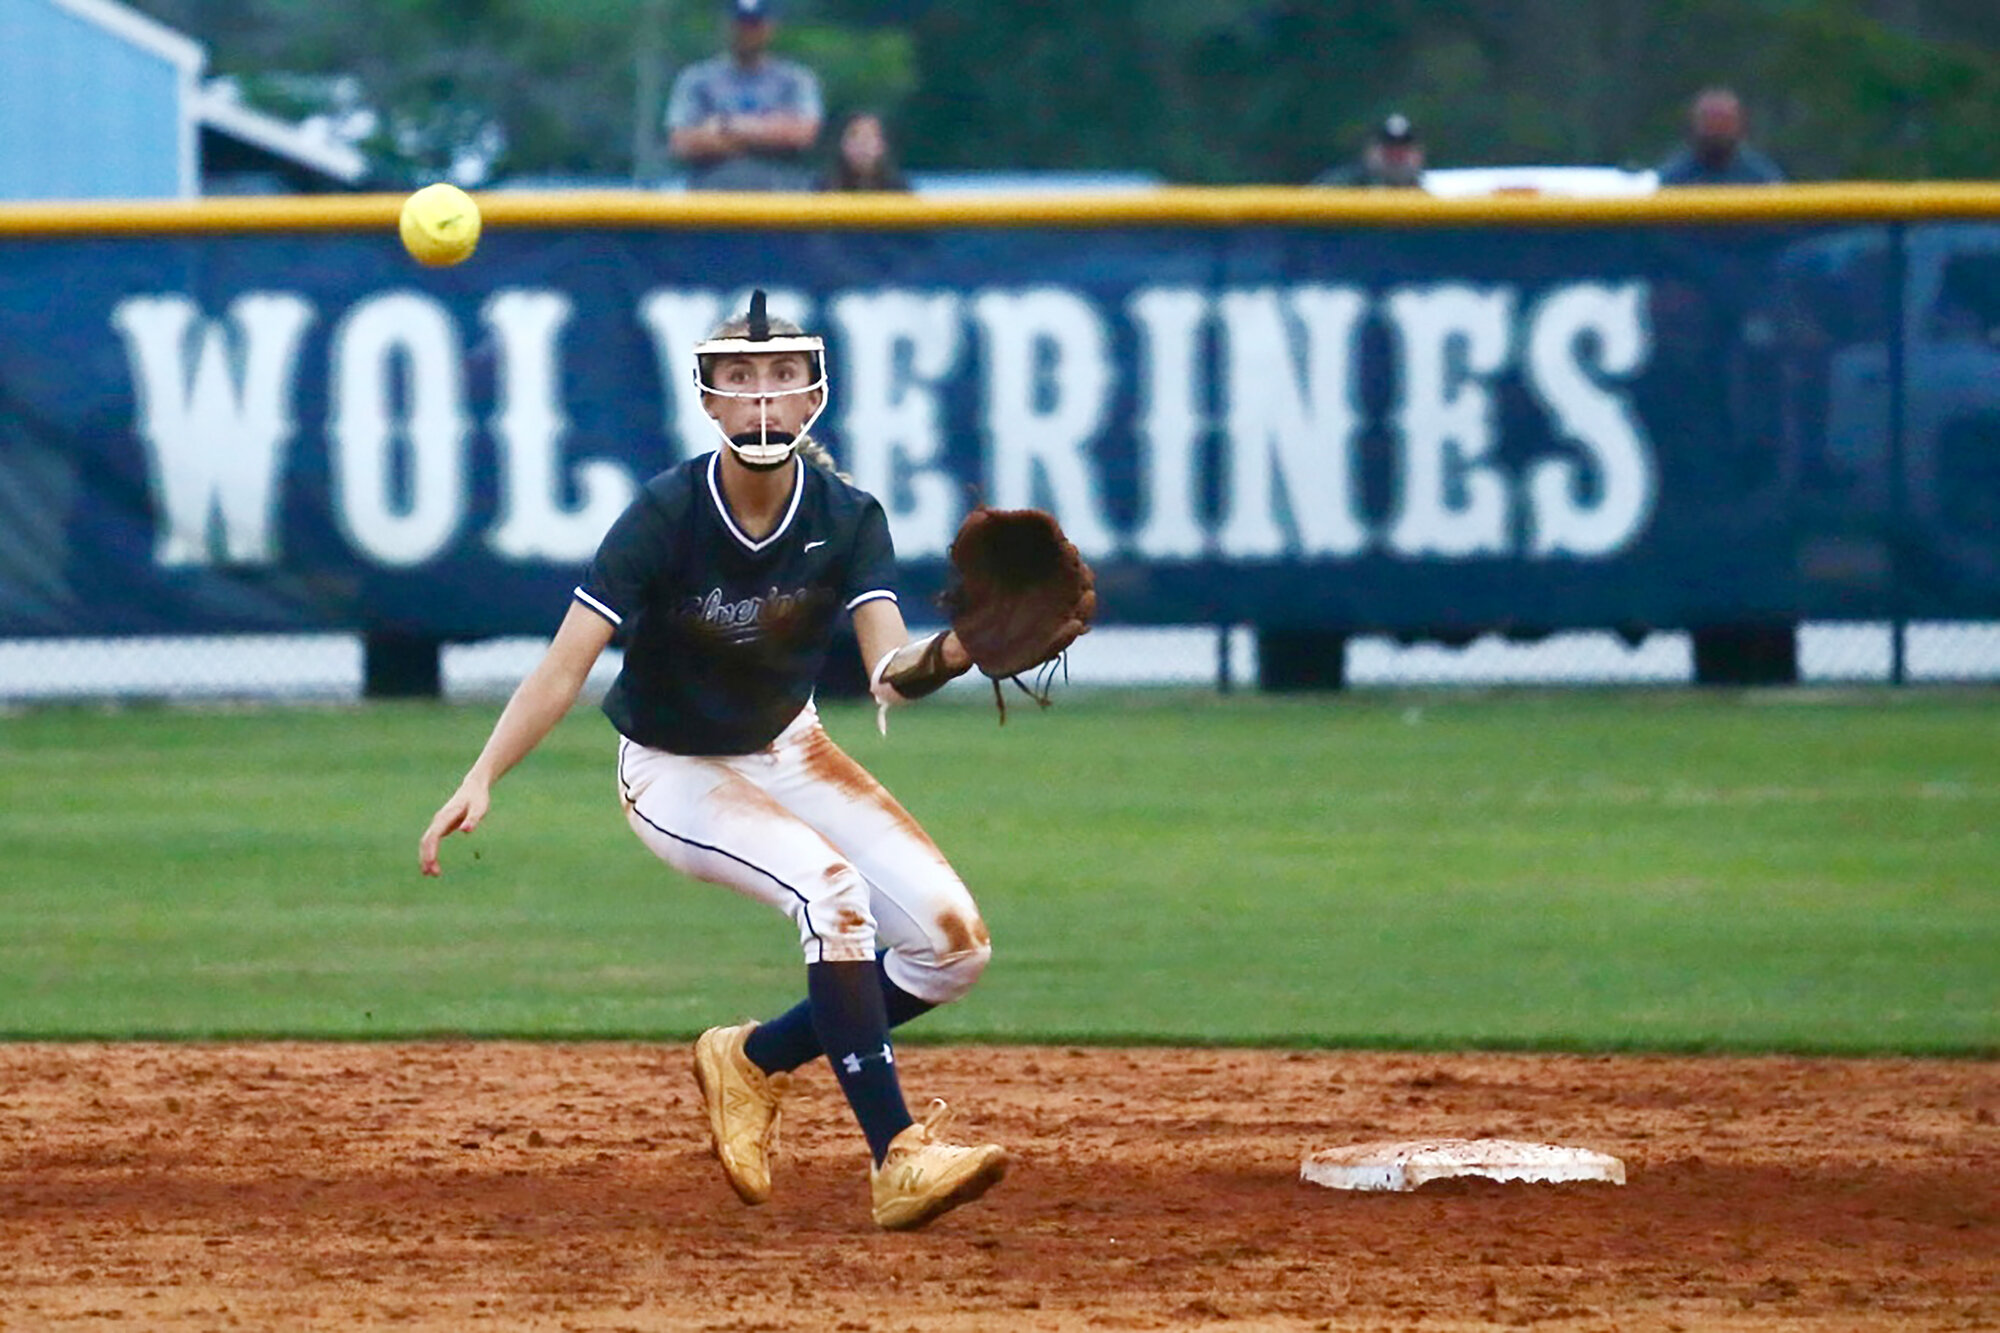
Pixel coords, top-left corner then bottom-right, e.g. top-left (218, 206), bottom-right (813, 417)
top-left (1314, 114), bottom-right (1426, 188)
top-left (1652, 88), bottom-right (1794, 684)
top-left (665, 0), bottom-right (824, 192)
top-left (1657, 89), bottom-right (1784, 186)
top-left (818, 111), bottom-right (911, 192)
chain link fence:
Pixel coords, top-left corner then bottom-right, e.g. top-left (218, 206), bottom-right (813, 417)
top-left (3, 621), bottom-right (1996, 707)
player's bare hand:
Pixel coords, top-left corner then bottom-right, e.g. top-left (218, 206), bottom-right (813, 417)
top-left (419, 779), bottom-right (491, 876)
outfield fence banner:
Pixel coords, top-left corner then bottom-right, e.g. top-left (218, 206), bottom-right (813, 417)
top-left (2, 204), bottom-right (1997, 641)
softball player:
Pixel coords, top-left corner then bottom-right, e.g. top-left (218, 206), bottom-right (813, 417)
top-left (418, 293), bottom-right (1004, 1230)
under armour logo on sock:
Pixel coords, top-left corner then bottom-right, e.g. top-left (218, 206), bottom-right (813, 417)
top-left (840, 1043), bottom-right (895, 1075)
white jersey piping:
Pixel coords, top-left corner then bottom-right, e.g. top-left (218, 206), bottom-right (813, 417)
top-left (573, 587), bottom-right (622, 626)
top-left (706, 451), bottom-right (803, 553)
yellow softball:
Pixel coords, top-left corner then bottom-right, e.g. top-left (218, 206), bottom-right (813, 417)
top-left (398, 183), bottom-right (482, 267)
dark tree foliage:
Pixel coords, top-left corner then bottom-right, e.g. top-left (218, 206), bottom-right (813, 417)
top-left (130, 0), bottom-right (2000, 185)
top-left (892, 0), bottom-right (1999, 182)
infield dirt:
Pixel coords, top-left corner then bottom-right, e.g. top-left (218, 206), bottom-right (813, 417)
top-left (1, 1044), bottom-right (1992, 1331)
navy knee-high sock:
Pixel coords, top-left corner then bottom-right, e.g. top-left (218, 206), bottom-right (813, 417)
top-left (743, 954), bottom-right (937, 1075)
top-left (805, 959), bottom-right (911, 1164)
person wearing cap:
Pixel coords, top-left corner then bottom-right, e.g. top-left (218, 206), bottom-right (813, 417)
top-left (1314, 113), bottom-right (1427, 188)
top-left (665, 0), bottom-right (825, 191)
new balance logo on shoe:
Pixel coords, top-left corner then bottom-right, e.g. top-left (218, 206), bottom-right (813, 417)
top-left (693, 1023), bottom-right (790, 1206)
top-left (869, 1098), bottom-right (1007, 1230)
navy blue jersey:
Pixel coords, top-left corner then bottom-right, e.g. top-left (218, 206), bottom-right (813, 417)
top-left (575, 452), bottom-right (899, 755)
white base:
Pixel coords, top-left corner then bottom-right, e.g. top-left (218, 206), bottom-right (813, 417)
top-left (1301, 1138), bottom-right (1627, 1192)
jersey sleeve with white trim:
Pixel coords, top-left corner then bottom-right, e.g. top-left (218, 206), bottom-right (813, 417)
top-left (841, 496), bottom-right (899, 613)
top-left (575, 476), bottom-right (681, 632)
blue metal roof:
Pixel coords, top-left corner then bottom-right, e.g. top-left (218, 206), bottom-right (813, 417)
top-left (0, 0), bottom-right (203, 199)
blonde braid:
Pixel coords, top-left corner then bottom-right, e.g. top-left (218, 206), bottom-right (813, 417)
top-left (793, 436), bottom-right (850, 483)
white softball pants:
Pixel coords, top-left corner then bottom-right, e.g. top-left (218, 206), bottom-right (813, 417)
top-left (616, 702), bottom-right (991, 1005)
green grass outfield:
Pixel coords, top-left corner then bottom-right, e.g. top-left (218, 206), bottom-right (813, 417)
top-left (2, 688), bottom-right (1994, 1054)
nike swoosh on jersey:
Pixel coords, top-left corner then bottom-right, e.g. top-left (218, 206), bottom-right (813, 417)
top-left (804, 540), bottom-right (828, 552)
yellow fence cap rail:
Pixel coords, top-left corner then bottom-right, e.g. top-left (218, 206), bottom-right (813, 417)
top-left (1, 181), bottom-right (1996, 237)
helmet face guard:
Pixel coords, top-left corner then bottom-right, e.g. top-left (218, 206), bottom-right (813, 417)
top-left (692, 291), bottom-right (829, 468)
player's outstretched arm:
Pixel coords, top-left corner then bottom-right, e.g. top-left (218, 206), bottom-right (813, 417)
top-left (856, 600), bottom-right (970, 689)
top-left (419, 603), bottom-right (616, 876)
top-left (856, 600), bottom-right (972, 736)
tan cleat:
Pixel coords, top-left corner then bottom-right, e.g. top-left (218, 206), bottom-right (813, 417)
top-left (692, 1023), bottom-right (790, 1205)
top-left (869, 1098), bottom-right (1008, 1231)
